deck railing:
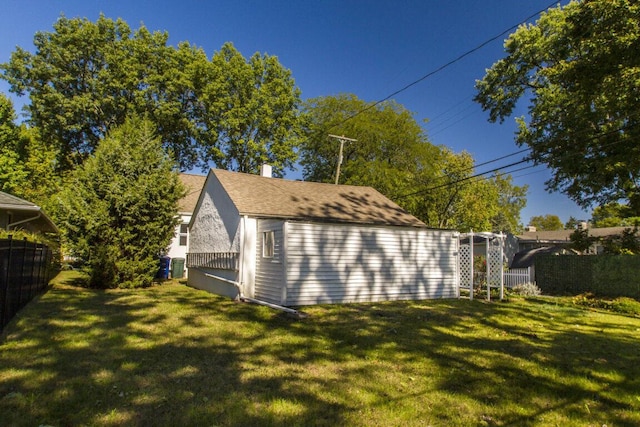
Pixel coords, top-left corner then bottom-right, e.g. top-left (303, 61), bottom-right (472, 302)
top-left (186, 252), bottom-right (239, 271)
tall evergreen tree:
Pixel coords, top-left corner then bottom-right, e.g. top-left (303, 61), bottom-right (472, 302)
top-left (59, 116), bottom-right (184, 288)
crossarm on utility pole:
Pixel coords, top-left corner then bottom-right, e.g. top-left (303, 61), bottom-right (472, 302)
top-left (328, 134), bottom-right (357, 184)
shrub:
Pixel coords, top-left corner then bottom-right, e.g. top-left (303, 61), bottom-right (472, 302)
top-left (572, 292), bottom-right (640, 316)
top-left (511, 282), bottom-right (542, 297)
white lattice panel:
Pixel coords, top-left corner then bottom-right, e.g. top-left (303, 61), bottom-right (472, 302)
top-left (459, 244), bottom-right (472, 288)
top-left (488, 241), bottom-right (502, 287)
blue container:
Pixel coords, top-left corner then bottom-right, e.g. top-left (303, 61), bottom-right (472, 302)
top-left (156, 256), bottom-right (171, 279)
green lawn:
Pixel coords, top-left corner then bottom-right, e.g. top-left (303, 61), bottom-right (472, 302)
top-left (1, 271), bottom-right (639, 426)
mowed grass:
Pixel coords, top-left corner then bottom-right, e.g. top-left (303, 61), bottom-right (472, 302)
top-left (1, 272), bottom-right (640, 426)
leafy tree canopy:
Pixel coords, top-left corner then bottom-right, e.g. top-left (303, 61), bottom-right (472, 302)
top-left (58, 116), bottom-right (184, 288)
top-left (529, 214), bottom-right (564, 231)
top-left (1, 15), bottom-right (302, 175)
top-left (205, 43), bottom-right (303, 176)
top-left (0, 92), bottom-right (60, 209)
top-left (601, 226), bottom-right (640, 254)
top-left (564, 216), bottom-right (583, 230)
top-left (0, 93), bottom-right (28, 194)
top-left (300, 94), bottom-right (528, 232)
top-left (569, 227), bottom-right (596, 253)
top-left (475, 0), bottom-right (640, 210)
top-left (591, 202), bottom-right (640, 227)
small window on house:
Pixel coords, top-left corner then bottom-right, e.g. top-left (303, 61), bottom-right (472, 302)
top-left (263, 231), bottom-right (275, 258)
top-left (179, 223), bottom-right (188, 246)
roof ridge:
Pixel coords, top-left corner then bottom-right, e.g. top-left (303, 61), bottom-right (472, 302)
top-left (210, 168), bottom-right (426, 228)
top-left (211, 168), bottom-right (377, 191)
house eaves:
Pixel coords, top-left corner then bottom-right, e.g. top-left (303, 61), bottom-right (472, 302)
top-left (0, 191), bottom-right (59, 234)
top-left (210, 168), bottom-right (427, 228)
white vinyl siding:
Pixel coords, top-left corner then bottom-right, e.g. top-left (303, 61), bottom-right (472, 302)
top-left (284, 222), bottom-right (457, 306)
top-left (254, 219), bottom-right (286, 304)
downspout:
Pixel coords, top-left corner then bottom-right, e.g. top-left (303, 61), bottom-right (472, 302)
top-left (238, 216), bottom-right (246, 296)
top-left (193, 268), bottom-right (303, 316)
top-left (7, 212), bottom-right (42, 230)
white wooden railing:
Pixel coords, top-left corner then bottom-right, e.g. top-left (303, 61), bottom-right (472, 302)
top-left (186, 252), bottom-right (239, 271)
top-left (503, 267), bottom-right (532, 288)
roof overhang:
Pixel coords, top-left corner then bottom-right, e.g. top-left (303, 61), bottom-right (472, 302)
top-left (1, 205), bottom-right (59, 234)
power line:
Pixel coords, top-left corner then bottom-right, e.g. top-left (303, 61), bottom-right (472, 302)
top-left (325, 0), bottom-right (561, 133)
top-left (423, 147), bottom-right (532, 187)
top-left (426, 104), bottom-right (480, 136)
top-left (396, 157), bottom-right (533, 199)
top-left (473, 148), bottom-right (531, 170)
top-left (395, 119), bottom-right (640, 199)
top-left (309, 1), bottom-right (562, 176)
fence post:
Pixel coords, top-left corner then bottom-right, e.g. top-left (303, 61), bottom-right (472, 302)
top-left (17, 238), bottom-right (28, 309)
top-left (28, 242), bottom-right (37, 301)
top-left (499, 232), bottom-right (504, 300)
top-left (469, 231), bottom-right (474, 300)
top-left (1, 236), bottom-right (14, 330)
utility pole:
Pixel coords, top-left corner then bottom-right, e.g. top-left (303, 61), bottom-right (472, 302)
top-left (328, 134), bottom-right (357, 184)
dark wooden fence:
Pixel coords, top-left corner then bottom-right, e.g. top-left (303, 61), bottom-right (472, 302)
top-left (1, 237), bottom-right (55, 331)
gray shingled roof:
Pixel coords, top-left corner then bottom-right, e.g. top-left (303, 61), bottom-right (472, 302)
top-left (211, 169), bottom-right (426, 227)
top-left (0, 191), bottom-right (58, 233)
top-left (179, 173), bottom-right (207, 213)
top-left (0, 191), bottom-right (40, 211)
top-left (516, 227), bottom-right (631, 242)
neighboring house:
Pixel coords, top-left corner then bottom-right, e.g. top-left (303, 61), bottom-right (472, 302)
top-left (187, 167), bottom-right (459, 306)
top-left (515, 226), bottom-right (632, 256)
top-left (506, 226), bottom-right (634, 283)
top-left (165, 173), bottom-right (206, 277)
top-left (0, 191), bottom-right (58, 234)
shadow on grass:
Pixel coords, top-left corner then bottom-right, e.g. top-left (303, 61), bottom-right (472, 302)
top-left (0, 283), bottom-right (639, 426)
top-left (51, 269), bottom-right (91, 288)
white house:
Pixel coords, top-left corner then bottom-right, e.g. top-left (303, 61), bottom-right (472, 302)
top-left (187, 167), bottom-right (459, 306)
top-left (165, 173), bottom-right (206, 277)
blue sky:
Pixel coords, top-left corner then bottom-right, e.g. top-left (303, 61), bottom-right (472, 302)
top-left (0, 0), bottom-right (587, 225)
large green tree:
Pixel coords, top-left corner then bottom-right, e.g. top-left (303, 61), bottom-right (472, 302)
top-left (591, 202), bottom-right (640, 227)
top-left (0, 92), bottom-right (60, 209)
top-left (0, 93), bottom-right (28, 194)
top-left (58, 116), bottom-right (184, 288)
top-left (529, 214), bottom-right (564, 231)
top-left (300, 94), bottom-right (527, 232)
top-left (1, 15), bottom-right (208, 171)
top-left (203, 43), bottom-right (303, 176)
top-left (1, 16), bottom-right (302, 175)
top-left (300, 94), bottom-right (436, 194)
top-left (475, 0), bottom-right (640, 211)
top-left (408, 149), bottom-right (527, 232)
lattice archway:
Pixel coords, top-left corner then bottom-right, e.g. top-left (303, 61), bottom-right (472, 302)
top-left (458, 231), bottom-right (505, 301)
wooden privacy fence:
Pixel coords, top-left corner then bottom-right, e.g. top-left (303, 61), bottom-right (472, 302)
top-left (187, 252), bottom-right (239, 271)
top-left (1, 237), bottom-right (55, 331)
